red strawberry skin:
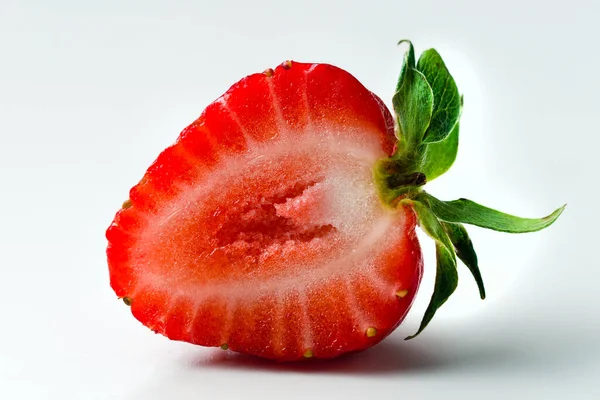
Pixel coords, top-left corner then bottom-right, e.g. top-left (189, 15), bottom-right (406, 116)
top-left (106, 61), bottom-right (423, 361)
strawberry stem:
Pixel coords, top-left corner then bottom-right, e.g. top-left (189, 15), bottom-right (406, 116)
top-left (386, 172), bottom-right (426, 190)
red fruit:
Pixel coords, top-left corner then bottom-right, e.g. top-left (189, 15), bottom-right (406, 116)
top-left (107, 61), bottom-right (421, 361)
top-left (107, 42), bottom-right (564, 361)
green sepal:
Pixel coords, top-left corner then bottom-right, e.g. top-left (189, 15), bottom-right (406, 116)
top-left (389, 41), bottom-right (462, 183)
top-left (419, 121), bottom-right (460, 181)
top-left (374, 40), bottom-right (566, 342)
top-left (416, 49), bottom-right (462, 144)
top-left (392, 41), bottom-right (434, 152)
top-left (417, 193), bottom-right (566, 233)
top-left (442, 221), bottom-right (485, 299)
top-left (404, 200), bottom-right (458, 340)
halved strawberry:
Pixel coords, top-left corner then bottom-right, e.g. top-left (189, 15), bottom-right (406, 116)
top-left (106, 41), bottom-right (564, 361)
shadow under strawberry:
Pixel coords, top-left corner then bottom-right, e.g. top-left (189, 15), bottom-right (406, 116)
top-left (188, 335), bottom-right (526, 375)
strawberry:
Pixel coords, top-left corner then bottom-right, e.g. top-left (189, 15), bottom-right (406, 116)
top-left (106, 41), bottom-right (564, 361)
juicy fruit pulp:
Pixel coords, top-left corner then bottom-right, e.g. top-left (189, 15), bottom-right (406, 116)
top-left (107, 62), bottom-right (423, 360)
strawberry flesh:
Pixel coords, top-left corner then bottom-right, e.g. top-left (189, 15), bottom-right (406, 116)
top-left (107, 62), bottom-right (423, 360)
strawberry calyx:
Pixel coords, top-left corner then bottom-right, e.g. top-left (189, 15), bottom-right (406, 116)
top-left (374, 40), bottom-right (566, 339)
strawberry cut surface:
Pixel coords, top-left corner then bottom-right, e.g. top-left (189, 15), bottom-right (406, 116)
top-left (107, 62), bottom-right (423, 361)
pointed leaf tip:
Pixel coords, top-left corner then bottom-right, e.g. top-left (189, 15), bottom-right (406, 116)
top-left (397, 39), bottom-right (415, 68)
top-left (395, 40), bottom-right (416, 93)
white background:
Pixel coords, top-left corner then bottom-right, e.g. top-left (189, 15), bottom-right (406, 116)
top-left (1, 0), bottom-right (598, 399)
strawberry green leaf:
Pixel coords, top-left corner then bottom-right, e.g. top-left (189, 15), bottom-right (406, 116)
top-left (442, 221), bottom-right (485, 299)
top-left (416, 49), bottom-right (461, 144)
top-left (417, 193), bottom-right (566, 233)
top-left (392, 41), bottom-right (434, 151)
top-left (419, 121), bottom-right (460, 181)
top-left (405, 200), bottom-right (458, 340)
